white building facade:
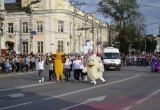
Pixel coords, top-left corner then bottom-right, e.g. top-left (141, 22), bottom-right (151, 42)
top-left (1, 0), bottom-right (108, 54)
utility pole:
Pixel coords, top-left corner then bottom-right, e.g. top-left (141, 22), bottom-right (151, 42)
top-left (97, 28), bottom-right (99, 53)
top-left (145, 35), bottom-right (146, 52)
top-left (30, 5), bottom-right (33, 54)
top-left (92, 16), bottom-right (95, 52)
top-left (73, 13), bottom-right (75, 53)
top-left (84, 13), bottom-right (88, 42)
top-left (108, 25), bottom-right (111, 47)
top-left (0, 8), bottom-right (4, 56)
top-left (20, 1), bottom-right (41, 54)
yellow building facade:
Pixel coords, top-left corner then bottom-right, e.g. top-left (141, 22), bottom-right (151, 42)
top-left (1, 0), bottom-right (108, 54)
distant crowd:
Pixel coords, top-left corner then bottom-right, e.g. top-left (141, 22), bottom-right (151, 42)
top-left (0, 52), bottom-right (159, 82)
top-left (0, 53), bottom-right (90, 82)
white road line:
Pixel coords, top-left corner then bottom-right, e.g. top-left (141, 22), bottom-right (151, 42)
top-left (0, 75), bottom-right (140, 110)
top-left (60, 100), bottom-right (89, 110)
top-left (122, 106), bottom-right (132, 110)
top-left (43, 75), bottom-right (141, 100)
top-left (8, 93), bottom-right (25, 98)
top-left (60, 96), bottom-right (106, 110)
top-left (0, 102), bottom-right (32, 110)
top-left (0, 81), bottom-right (55, 92)
top-left (0, 100), bottom-right (4, 102)
top-left (135, 88), bottom-right (160, 104)
top-left (122, 87), bottom-right (160, 110)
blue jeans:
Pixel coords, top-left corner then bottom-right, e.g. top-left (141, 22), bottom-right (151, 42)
top-left (5, 67), bottom-right (10, 74)
top-left (64, 68), bottom-right (70, 81)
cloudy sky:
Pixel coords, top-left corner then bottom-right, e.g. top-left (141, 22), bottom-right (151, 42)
top-left (5, 0), bottom-right (160, 35)
top-left (70, 0), bottom-right (160, 35)
top-left (138, 0), bottom-right (160, 35)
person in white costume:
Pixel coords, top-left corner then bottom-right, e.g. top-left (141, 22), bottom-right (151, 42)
top-left (87, 55), bottom-right (105, 85)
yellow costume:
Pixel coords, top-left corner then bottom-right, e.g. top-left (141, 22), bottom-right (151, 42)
top-left (54, 52), bottom-right (64, 81)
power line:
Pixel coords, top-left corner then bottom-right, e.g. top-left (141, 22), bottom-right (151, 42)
top-left (139, 4), bottom-right (160, 8)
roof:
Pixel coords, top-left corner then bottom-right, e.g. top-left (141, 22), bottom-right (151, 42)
top-left (5, 3), bottom-right (23, 13)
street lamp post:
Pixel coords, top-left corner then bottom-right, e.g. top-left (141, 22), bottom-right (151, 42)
top-left (129, 44), bottom-right (132, 55)
top-left (30, 5), bottom-right (34, 54)
top-left (0, 10), bottom-right (4, 56)
top-left (22, 1), bottom-right (41, 54)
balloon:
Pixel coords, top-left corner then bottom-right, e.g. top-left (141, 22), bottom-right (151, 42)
top-left (84, 49), bottom-right (88, 54)
top-left (80, 48), bottom-right (83, 52)
top-left (89, 46), bottom-right (93, 50)
top-left (86, 42), bottom-right (90, 46)
top-left (90, 41), bottom-right (93, 45)
top-left (85, 46), bottom-right (89, 49)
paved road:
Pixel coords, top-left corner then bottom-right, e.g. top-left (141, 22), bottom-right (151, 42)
top-left (0, 66), bottom-right (160, 110)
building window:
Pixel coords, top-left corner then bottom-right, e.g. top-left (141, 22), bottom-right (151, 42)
top-left (58, 41), bottom-right (64, 52)
top-left (37, 21), bottom-right (43, 33)
top-left (22, 22), bottom-right (28, 33)
top-left (58, 21), bottom-right (64, 32)
top-left (37, 41), bottom-right (43, 53)
top-left (8, 23), bottom-right (13, 33)
top-left (22, 42), bottom-right (28, 53)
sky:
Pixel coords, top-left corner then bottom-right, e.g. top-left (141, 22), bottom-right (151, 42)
top-left (4, 0), bottom-right (160, 35)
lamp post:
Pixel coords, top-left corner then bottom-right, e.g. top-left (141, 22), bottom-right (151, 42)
top-left (129, 44), bottom-right (132, 55)
top-left (25, 1), bottom-right (41, 54)
top-left (0, 10), bottom-right (4, 56)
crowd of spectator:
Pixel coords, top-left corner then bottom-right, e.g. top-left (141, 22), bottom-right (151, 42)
top-left (121, 54), bottom-right (151, 67)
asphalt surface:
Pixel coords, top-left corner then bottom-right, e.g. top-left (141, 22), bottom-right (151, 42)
top-left (0, 66), bottom-right (160, 110)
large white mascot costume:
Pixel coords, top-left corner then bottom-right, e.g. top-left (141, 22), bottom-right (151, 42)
top-left (87, 55), bottom-right (105, 85)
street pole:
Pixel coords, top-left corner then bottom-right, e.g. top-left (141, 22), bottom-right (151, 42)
top-left (108, 25), bottom-right (111, 47)
top-left (73, 15), bottom-right (75, 53)
top-left (0, 20), bottom-right (2, 56)
top-left (92, 17), bottom-right (95, 52)
top-left (30, 5), bottom-right (33, 54)
top-left (145, 35), bottom-right (146, 53)
top-left (0, 10), bottom-right (4, 56)
top-left (129, 44), bottom-right (132, 55)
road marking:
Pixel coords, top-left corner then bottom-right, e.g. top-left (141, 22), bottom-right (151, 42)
top-left (135, 88), bottom-right (160, 104)
top-left (0, 102), bottom-right (32, 110)
top-left (122, 106), bottom-right (132, 110)
top-left (0, 100), bottom-right (4, 102)
top-left (0, 75), bottom-right (140, 110)
top-left (60, 96), bottom-right (106, 110)
top-left (0, 81), bottom-right (55, 92)
top-left (8, 93), bottom-right (25, 98)
top-left (43, 75), bottom-right (140, 100)
top-left (121, 88), bottom-right (160, 110)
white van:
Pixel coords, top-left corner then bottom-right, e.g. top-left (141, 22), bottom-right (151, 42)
top-left (102, 47), bottom-right (121, 70)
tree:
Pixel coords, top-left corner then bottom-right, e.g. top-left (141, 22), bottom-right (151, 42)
top-left (98, 0), bottom-right (140, 27)
top-left (145, 37), bottom-right (157, 52)
top-left (98, 0), bottom-right (142, 54)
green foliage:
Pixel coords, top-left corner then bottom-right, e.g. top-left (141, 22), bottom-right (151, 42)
top-left (98, 0), bottom-right (147, 54)
top-left (98, 0), bottom-right (139, 25)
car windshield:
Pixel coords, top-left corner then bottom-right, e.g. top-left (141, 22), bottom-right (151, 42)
top-left (103, 53), bottom-right (119, 59)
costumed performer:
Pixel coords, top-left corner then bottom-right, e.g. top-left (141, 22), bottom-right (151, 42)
top-left (87, 55), bottom-right (105, 85)
top-left (54, 51), bottom-right (64, 81)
